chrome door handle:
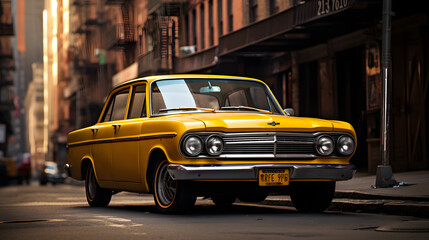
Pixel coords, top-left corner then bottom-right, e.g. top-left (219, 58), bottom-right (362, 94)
top-left (112, 124), bottom-right (121, 134)
top-left (91, 128), bottom-right (98, 135)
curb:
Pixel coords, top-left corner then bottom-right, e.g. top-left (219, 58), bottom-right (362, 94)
top-left (328, 199), bottom-right (429, 218)
top-left (262, 194), bottom-right (429, 218)
top-left (335, 190), bottom-right (429, 202)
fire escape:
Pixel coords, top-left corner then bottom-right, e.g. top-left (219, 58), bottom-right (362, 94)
top-left (70, 0), bottom-right (103, 127)
top-left (103, 0), bottom-right (136, 67)
top-left (71, 0), bottom-right (99, 74)
top-left (138, 0), bottom-right (186, 76)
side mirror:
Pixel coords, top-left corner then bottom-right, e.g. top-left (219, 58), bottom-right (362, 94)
top-left (284, 108), bottom-right (295, 116)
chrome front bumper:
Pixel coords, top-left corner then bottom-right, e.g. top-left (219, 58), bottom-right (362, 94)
top-left (167, 164), bottom-right (355, 181)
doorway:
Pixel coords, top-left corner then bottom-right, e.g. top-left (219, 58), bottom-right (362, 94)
top-left (336, 46), bottom-right (367, 169)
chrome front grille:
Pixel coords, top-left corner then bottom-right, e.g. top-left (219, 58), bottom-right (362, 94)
top-left (224, 143), bottom-right (275, 154)
top-left (276, 144), bottom-right (314, 154)
top-left (220, 132), bottom-right (317, 159)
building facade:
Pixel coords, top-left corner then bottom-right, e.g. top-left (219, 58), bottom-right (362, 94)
top-left (24, 62), bottom-right (44, 176)
top-left (53, 0), bottom-right (428, 173)
top-left (0, 0), bottom-right (15, 158)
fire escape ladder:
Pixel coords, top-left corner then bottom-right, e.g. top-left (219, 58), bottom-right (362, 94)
top-left (159, 19), bottom-right (169, 70)
top-left (121, 4), bottom-right (132, 41)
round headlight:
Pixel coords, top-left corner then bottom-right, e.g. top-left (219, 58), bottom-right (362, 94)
top-left (183, 136), bottom-right (203, 156)
top-left (315, 136), bottom-right (334, 156)
top-left (337, 136), bottom-right (355, 156)
top-left (206, 135), bottom-right (224, 156)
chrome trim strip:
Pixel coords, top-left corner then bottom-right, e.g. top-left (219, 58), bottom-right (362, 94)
top-left (276, 141), bottom-right (313, 145)
top-left (184, 153), bottom-right (316, 158)
top-left (167, 164), bottom-right (356, 181)
top-left (225, 141), bottom-right (275, 144)
top-left (67, 133), bottom-right (177, 148)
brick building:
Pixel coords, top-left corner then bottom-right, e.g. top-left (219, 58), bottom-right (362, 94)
top-left (0, 0), bottom-right (14, 157)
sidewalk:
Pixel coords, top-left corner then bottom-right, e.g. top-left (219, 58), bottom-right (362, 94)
top-left (263, 170), bottom-right (429, 218)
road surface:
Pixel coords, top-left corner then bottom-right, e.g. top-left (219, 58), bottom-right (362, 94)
top-left (0, 182), bottom-right (428, 239)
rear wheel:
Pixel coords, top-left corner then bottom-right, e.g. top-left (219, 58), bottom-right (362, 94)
top-left (85, 164), bottom-right (112, 207)
top-left (290, 181), bottom-right (335, 213)
top-left (153, 160), bottom-right (196, 213)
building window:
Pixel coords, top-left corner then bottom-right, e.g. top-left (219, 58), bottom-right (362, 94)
top-left (192, 9), bottom-right (197, 47)
top-left (200, 3), bottom-right (205, 49)
top-left (184, 14), bottom-right (189, 46)
top-left (227, 0), bottom-right (233, 32)
top-left (218, 0), bottom-right (223, 37)
top-left (269, 0), bottom-right (279, 15)
top-left (209, 0), bottom-right (214, 46)
top-left (138, 26), bottom-right (143, 55)
top-left (249, 0), bottom-right (258, 23)
top-left (146, 30), bottom-right (153, 52)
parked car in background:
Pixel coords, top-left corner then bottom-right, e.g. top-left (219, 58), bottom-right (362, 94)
top-left (39, 161), bottom-right (66, 185)
top-left (66, 75), bottom-right (356, 213)
top-left (0, 157), bottom-right (17, 186)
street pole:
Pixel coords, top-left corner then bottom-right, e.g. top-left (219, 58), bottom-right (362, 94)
top-left (375, 0), bottom-right (397, 188)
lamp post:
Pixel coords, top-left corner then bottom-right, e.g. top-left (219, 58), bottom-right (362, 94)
top-left (375, 0), bottom-right (398, 188)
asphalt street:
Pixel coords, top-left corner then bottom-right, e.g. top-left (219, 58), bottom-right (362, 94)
top-left (0, 182), bottom-right (429, 240)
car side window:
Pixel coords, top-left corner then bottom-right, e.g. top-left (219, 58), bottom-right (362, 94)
top-left (128, 84), bottom-right (146, 119)
top-left (102, 88), bottom-right (130, 122)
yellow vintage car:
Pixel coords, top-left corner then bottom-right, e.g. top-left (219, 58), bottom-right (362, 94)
top-left (65, 74), bottom-right (356, 213)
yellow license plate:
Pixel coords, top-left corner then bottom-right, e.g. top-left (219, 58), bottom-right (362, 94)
top-left (258, 169), bottom-right (289, 186)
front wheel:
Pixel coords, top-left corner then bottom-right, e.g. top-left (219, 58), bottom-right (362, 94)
top-left (153, 161), bottom-right (197, 213)
top-left (85, 164), bottom-right (112, 207)
top-left (290, 181), bottom-right (335, 213)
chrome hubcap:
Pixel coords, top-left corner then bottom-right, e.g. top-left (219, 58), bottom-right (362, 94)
top-left (157, 163), bottom-right (177, 206)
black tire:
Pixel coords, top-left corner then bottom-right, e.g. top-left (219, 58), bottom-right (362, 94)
top-left (211, 194), bottom-right (236, 207)
top-left (238, 192), bottom-right (268, 203)
top-left (39, 178), bottom-right (47, 186)
top-left (39, 173), bottom-right (47, 186)
top-left (85, 164), bottom-right (112, 207)
top-left (290, 181), bottom-right (335, 213)
top-left (153, 160), bottom-right (197, 213)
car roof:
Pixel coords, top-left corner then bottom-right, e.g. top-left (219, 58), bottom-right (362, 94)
top-left (113, 74), bottom-right (263, 91)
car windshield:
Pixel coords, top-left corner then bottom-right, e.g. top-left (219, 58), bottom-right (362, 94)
top-left (151, 79), bottom-right (283, 116)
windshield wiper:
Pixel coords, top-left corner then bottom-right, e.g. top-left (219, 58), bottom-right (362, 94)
top-left (221, 106), bottom-right (272, 114)
top-left (159, 107), bottom-right (215, 113)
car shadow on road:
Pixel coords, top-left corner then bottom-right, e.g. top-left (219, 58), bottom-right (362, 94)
top-left (71, 201), bottom-right (329, 217)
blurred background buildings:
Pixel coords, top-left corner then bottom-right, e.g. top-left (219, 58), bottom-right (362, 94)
top-left (0, 0), bottom-right (428, 180)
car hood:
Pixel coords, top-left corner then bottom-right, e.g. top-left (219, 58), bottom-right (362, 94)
top-left (179, 112), bottom-right (336, 132)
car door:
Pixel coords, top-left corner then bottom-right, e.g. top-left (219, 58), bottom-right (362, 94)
top-left (111, 84), bottom-right (147, 182)
top-left (91, 87), bottom-right (130, 181)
